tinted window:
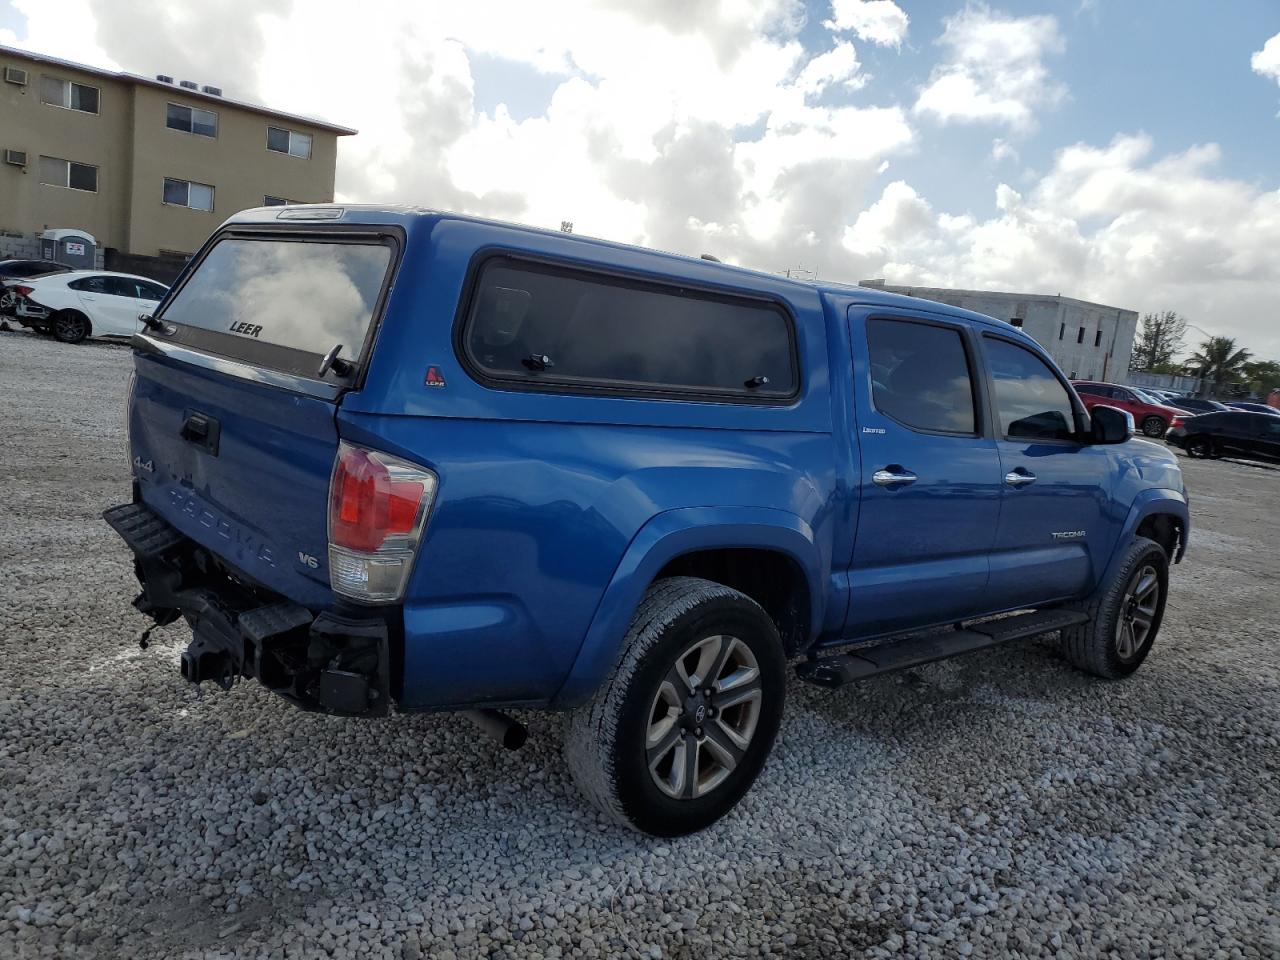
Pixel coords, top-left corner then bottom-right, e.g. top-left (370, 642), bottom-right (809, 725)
top-left (464, 258), bottom-right (796, 399)
top-left (1074, 383), bottom-right (1106, 397)
top-left (69, 276), bottom-right (108, 294)
top-left (866, 318), bottom-right (976, 433)
top-left (984, 337), bottom-right (1077, 441)
top-left (106, 277), bottom-right (141, 298)
top-left (139, 281), bottom-right (167, 301)
top-left (157, 237), bottom-right (394, 376)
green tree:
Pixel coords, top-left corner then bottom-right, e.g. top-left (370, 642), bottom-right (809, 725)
top-left (1242, 359), bottom-right (1280, 398)
top-left (1129, 311), bottom-right (1187, 371)
top-left (1186, 336), bottom-right (1253, 397)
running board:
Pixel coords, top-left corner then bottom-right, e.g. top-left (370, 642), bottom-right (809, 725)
top-left (796, 609), bottom-right (1089, 689)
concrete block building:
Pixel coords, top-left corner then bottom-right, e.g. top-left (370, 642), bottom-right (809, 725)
top-left (1, 45), bottom-right (356, 260)
top-left (859, 281), bottom-right (1138, 384)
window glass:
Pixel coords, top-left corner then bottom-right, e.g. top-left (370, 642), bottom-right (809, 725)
top-left (263, 196), bottom-right (289, 206)
top-left (70, 276), bottom-right (109, 294)
top-left (162, 177), bottom-right (187, 205)
top-left (106, 277), bottom-right (140, 298)
top-left (158, 237), bottom-right (393, 371)
top-left (465, 259), bottom-right (796, 399)
top-left (165, 103), bottom-right (215, 136)
top-left (68, 161), bottom-right (97, 192)
top-left (266, 126), bottom-right (290, 153)
top-left (866, 318), bottom-right (976, 433)
top-left (1074, 383), bottom-right (1104, 397)
top-left (139, 282), bottom-right (167, 301)
top-left (37, 155), bottom-right (64, 185)
top-left (288, 131), bottom-right (312, 159)
top-left (40, 74), bottom-right (63, 106)
top-left (187, 182), bottom-right (214, 211)
top-left (70, 83), bottom-right (98, 113)
top-left (984, 337), bottom-right (1077, 441)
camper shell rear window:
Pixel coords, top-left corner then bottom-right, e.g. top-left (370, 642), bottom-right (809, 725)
top-left (154, 229), bottom-right (398, 382)
top-left (460, 256), bottom-right (798, 402)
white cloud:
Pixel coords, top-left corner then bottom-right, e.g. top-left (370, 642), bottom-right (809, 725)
top-left (862, 135), bottom-right (1280, 357)
top-left (1253, 32), bottom-right (1280, 84)
top-left (990, 138), bottom-right (1018, 163)
top-left (915, 7), bottom-right (1066, 130)
top-left (825, 0), bottom-right (909, 47)
top-left (794, 41), bottom-right (864, 95)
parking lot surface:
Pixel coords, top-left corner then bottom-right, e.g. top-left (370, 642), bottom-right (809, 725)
top-left (2, 331), bottom-right (1278, 959)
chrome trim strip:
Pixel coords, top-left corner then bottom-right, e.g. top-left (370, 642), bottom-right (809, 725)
top-left (131, 333), bottom-right (343, 401)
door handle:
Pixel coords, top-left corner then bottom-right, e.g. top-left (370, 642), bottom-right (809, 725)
top-left (872, 467), bottom-right (918, 487)
top-left (1005, 469), bottom-right (1036, 487)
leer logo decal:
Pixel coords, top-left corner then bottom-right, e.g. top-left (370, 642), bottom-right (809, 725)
top-left (424, 366), bottom-right (447, 388)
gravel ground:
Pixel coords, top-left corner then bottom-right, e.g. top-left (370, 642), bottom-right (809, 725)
top-left (2, 329), bottom-right (1279, 959)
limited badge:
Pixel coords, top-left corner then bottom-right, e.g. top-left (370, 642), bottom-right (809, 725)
top-left (424, 366), bottom-right (447, 388)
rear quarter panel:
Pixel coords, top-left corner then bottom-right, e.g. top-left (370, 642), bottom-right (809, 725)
top-left (341, 217), bottom-right (839, 710)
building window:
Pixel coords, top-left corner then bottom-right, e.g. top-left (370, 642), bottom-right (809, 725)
top-left (1058, 322), bottom-right (1065, 340)
top-left (1009, 317), bottom-right (1024, 328)
top-left (163, 177), bottom-right (215, 212)
top-left (263, 196), bottom-right (293, 206)
top-left (1094, 329), bottom-right (1103, 347)
top-left (39, 75), bottom-right (100, 114)
top-left (266, 125), bottom-right (312, 159)
top-left (1077, 326), bottom-right (1085, 344)
top-left (38, 155), bottom-right (98, 192)
top-left (166, 102), bottom-right (218, 138)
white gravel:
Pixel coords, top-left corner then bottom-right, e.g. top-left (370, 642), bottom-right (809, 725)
top-left (2, 329), bottom-right (1279, 959)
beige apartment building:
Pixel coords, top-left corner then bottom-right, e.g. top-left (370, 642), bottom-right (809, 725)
top-left (0, 45), bottom-right (355, 258)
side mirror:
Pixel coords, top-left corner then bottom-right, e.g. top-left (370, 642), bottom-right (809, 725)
top-left (1089, 404), bottom-right (1134, 444)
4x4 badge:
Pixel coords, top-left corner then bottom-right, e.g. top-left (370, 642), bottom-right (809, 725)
top-left (424, 366), bottom-right (447, 388)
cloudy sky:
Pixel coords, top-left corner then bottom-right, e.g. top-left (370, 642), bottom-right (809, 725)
top-left (6, 0), bottom-right (1280, 359)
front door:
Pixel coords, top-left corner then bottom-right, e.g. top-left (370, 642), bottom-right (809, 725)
top-left (843, 310), bottom-right (1003, 639)
top-left (980, 335), bottom-right (1114, 609)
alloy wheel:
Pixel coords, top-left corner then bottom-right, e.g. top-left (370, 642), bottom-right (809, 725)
top-left (55, 314), bottom-right (86, 342)
top-left (1115, 564), bottom-right (1160, 661)
top-left (1141, 417), bottom-right (1166, 437)
top-left (646, 634), bottom-right (762, 800)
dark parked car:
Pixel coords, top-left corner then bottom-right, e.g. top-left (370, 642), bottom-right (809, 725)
top-left (0, 259), bottom-right (72, 315)
top-left (1070, 380), bottom-right (1187, 437)
top-left (1167, 412), bottom-right (1280, 462)
top-left (1224, 401), bottom-right (1280, 416)
top-left (1165, 396), bottom-right (1230, 415)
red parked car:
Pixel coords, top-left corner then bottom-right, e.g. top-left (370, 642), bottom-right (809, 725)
top-left (1070, 381), bottom-right (1187, 438)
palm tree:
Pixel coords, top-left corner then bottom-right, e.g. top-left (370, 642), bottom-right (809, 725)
top-left (1186, 336), bottom-right (1252, 397)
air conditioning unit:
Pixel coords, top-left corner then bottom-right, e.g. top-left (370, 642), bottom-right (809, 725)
top-left (4, 149), bottom-right (28, 167)
top-left (3, 66), bottom-right (28, 86)
top-left (179, 80), bottom-right (198, 90)
top-left (201, 85), bottom-right (222, 96)
top-left (156, 74), bottom-right (174, 84)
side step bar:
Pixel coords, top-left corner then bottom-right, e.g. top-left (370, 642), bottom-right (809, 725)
top-left (796, 608), bottom-right (1089, 689)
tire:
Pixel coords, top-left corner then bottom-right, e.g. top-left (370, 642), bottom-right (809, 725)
top-left (52, 311), bottom-right (90, 344)
top-left (1185, 436), bottom-right (1215, 459)
top-left (1060, 536), bottom-right (1168, 679)
top-left (564, 576), bottom-right (786, 837)
top-left (1140, 416), bottom-right (1168, 438)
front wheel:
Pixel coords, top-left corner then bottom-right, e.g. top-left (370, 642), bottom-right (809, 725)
top-left (564, 577), bottom-right (786, 836)
top-left (1141, 416), bottom-right (1168, 437)
top-left (1060, 536), bottom-right (1169, 679)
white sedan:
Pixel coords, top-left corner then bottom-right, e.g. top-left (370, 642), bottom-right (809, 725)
top-left (12, 270), bottom-right (169, 343)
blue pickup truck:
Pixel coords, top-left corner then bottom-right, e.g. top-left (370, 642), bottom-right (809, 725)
top-left (105, 206), bottom-right (1189, 836)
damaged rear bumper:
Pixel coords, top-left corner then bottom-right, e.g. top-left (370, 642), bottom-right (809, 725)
top-left (103, 500), bottom-right (394, 717)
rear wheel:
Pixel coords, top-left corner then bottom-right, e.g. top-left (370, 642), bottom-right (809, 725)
top-left (1140, 416), bottom-right (1168, 437)
top-left (565, 577), bottom-right (786, 836)
top-left (53, 310), bottom-right (90, 344)
top-left (1060, 537), bottom-right (1168, 679)
top-left (1185, 436), bottom-right (1215, 459)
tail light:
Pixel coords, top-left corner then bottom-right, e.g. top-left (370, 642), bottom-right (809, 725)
top-left (12, 285), bottom-right (33, 297)
top-left (327, 442), bottom-right (437, 603)
top-left (1170, 416), bottom-right (1184, 429)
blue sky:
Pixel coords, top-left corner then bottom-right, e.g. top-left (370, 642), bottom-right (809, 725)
top-left (5, 0), bottom-right (1280, 356)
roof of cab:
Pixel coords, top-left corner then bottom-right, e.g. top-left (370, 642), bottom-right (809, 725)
top-left (221, 203), bottom-right (1029, 342)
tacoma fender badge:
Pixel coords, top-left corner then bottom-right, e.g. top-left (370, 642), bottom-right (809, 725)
top-left (1051, 530), bottom-right (1086, 540)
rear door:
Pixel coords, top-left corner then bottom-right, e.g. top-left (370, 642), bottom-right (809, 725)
top-left (130, 227), bottom-right (400, 608)
top-left (980, 335), bottom-right (1113, 608)
top-left (1255, 415), bottom-right (1280, 461)
top-left (844, 310), bottom-right (1003, 639)
top-left (70, 276), bottom-right (131, 335)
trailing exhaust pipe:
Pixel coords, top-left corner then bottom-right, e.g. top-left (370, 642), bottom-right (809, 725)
top-left (462, 709), bottom-right (527, 750)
